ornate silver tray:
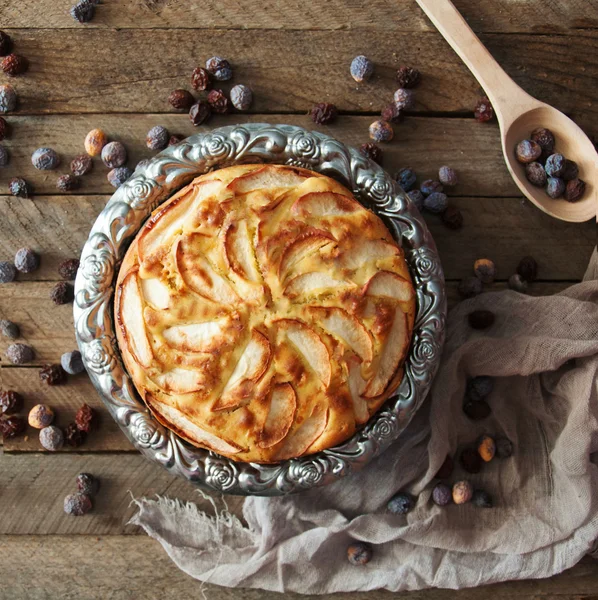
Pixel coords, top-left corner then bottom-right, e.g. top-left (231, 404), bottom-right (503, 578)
top-left (74, 123), bottom-right (446, 496)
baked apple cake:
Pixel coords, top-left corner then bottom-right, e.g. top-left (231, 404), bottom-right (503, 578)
top-left (115, 164), bottom-right (416, 463)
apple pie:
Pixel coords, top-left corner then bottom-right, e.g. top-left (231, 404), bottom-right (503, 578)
top-left (115, 164), bottom-right (416, 463)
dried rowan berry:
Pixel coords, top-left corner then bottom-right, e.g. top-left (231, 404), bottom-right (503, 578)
top-left (474, 96), bottom-right (493, 122)
top-left (101, 141), bottom-right (127, 168)
top-left (64, 492), bottom-right (92, 516)
top-left (561, 159), bottom-right (579, 181)
top-left (0, 116), bottom-right (7, 141)
top-left (77, 473), bottom-right (100, 496)
top-left (0, 415), bottom-right (26, 439)
top-left (468, 310), bottom-right (495, 329)
top-left (473, 258), bottom-right (496, 283)
top-left (395, 167), bottom-right (417, 192)
top-left (466, 376), bottom-right (494, 402)
top-left (61, 350), bottom-right (84, 375)
top-left (368, 119), bottom-right (393, 142)
top-left (0, 31), bottom-right (12, 56)
top-left (206, 56), bottom-right (232, 81)
top-left (495, 437), bottom-right (514, 458)
top-left (359, 142), bottom-right (382, 164)
top-left (58, 258), bottom-right (80, 280)
top-left (71, 154), bottom-right (92, 176)
top-left (168, 89), bottom-right (194, 110)
top-left (477, 435), bottom-right (496, 462)
top-left (393, 88), bottom-right (415, 110)
top-left (472, 489), bottom-right (493, 508)
top-left (0, 261), bottom-right (16, 283)
top-left (189, 101), bottom-right (211, 126)
top-left (56, 174), bottom-right (79, 192)
top-left (432, 483), bottom-right (452, 506)
top-left (564, 178), bottom-right (586, 202)
top-left (107, 166), bottom-right (133, 188)
top-left (516, 256), bottom-right (538, 282)
top-left (146, 125), bottom-right (169, 151)
top-left (458, 276), bottom-right (482, 298)
top-left (75, 403), bottom-right (95, 432)
top-left (459, 447), bottom-right (482, 474)
top-left (515, 140), bottom-right (541, 164)
top-left (39, 425), bottom-right (64, 450)
top-left (438, 166), bottom-right (458, 187)
top-left (350, 55), bottom-right (374, 83)
top-left (545, 176), bottom-right (565, 199)
top-left (407, 189), bottom-right (424, 211)
top-left (168, 134), bottom-right (183, 146)
top-left (32, 147), bottom-right (60, 170)
top-left (525, 162), bottom-right (547, 187)
top-left (15, 247), bottom-right (39, 273)
top-left (452, 480), bottom-right (473, 505)
top-left (0, 144), bottom-right (8, 167)
top-left (530, 127), bottom-right (555, 156)
top-left (387, 492), bottom-right (415, 515)
top-left (70, 0), bottom-right (95, 23)
top-left (28, 404), bottom-right (55, 429)
top-left (311, 102), bottom-right (338, 125)
top-left (434, 454), bottom-right (454, 480)
top-left (441, 205), bottom-right (463, 230)
top-left (347, 542), bottom-right (373, 566)
top-left (396, 65), bottom-right (420, 88)
top-left (65, 422), bottom-right (86, 447)
top-left (380, 103), bottom-right (402, 124)
top-left (463, 399), bottom-right (491, 421)
top-left (0, 318), bottom-right (19, 338)
top-left (423, 192), bottom-right (448, 214)
top-left (191, 66), bottom-right (211, 91)
top-left (0, 84), bottom-right (17, 113)
top-left (508, 273), bottom-right (528, 293)
top-left (84, 128), bottom-right (108, 157)
top-left (1, 54), bottom-right (28, 77)
top-left (230, 84), bottom-right (253, 111)
top-left (6, 343), bottom-right (35, 364)
top-left (0, 390), bottom-right (23, 415)
top-left (207, 89), bottom-right (229, 114)
top-left (420, 179), bottom-right (443, 196)
top-left (50, 281), bottom-right (74, 305)
top-left (544, 153), bottom-right (566, 177)
top-left (39, 364), bottom-right (67, 386)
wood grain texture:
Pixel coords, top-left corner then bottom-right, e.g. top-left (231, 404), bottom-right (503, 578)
top-left (0, 29), bottom-right (597, 129)
top-left (1, 0), bottom-right (597, 31)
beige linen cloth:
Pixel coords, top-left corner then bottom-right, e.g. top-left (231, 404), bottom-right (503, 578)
top-left (131, 248), bottom-right (598, 593)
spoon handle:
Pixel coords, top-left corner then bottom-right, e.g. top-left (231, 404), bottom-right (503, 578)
top-left (414, 0), bottom-right (536, 127)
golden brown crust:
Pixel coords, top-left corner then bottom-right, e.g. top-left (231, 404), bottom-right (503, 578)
top-left (115, 164), bottom-right (416, 463)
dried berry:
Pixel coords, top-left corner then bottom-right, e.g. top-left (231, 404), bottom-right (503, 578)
top-left (380, 103), bottom-right (402, 124)
top-left (459, 447), bottom-right (482, 474)
top-left (452, 480), bottom-right (473, 505)
top-left (395, 167), bottom-right (417, 192)
top-left (441, 205), bottom-right (463, 230)
top-left (525, 162), bottom-right (547, 187)
top-left (508, 273), bottom-right (528, 293)
top-left (0, 116), bottom-right (7, 140)
top-left (368, 120), bottom-right (393, 142)
top-left (463, 399), bottom-right (491, 421)
top-left (438, 166), bottom-right (458, 187)
top-left (65, 422), bottom-right (86, 447)
top-left (434, 454), bottom-right (454, 480)
top-left (468, 310), bottom-right (495, 330)
top-left (6, 343), bottom-right (35, 364)
top-left (474, 97), bottom-right (493, 122)
top-left (423, 192), bottom-right (448, 214)
top-left (207, 89), bottom-right (229, 114)
top-left (0, 31), bottom-right (12, 56)
top-left (84, 128), bottom-right (108, 157)
top-left (75, 403), bottom-right (95, 432)
top-left (0, 261), bottom-right (16, 283)
top-left (472, 489), bottom-right (493, 508)
top-left (168, 89), bottom-right (195, 110)
top-left (347, 542), bottom-right (373, 566)
top-left (145, 125), bottom-right (168, 151)
top-left (0, 318), bottom-right (19, 338)
top-left (50, 281), bottom-right (74, 305)
top-left (473, 258), bottom-right (496, 284)
top-left (466, 376), bottom-right (494, 402)
top-left (495, 437), bottom-right (514, 459)
top-left (311, 102), bottom-right (338, 125)
top-left (1, 54), bottom-right (28, 77)
top-left (56, 174), bottom-right (79, 192)
top-left (64, 493), bottom-right (92, 516)
top-left (77, 473), bottom-right (100, 496)
top-left (420, 179), bottom-right (443, 196)
top-left (530, 127), bottom-right (555, 156)
top-left (561, 159), bottom-right (579, 181)
top-left (230, 84), bottom-right (253, 111)
top-left (564, 178), bottom-right (586, 202)
top-left (61, 350), bottom-right (84, 375)
top-left (70, 0), bottom-right (95, 23)
top-left (0, 390), bottom-right (24, 414)
top-left (516, 256), bottom-right (538, 282)
top-left (393, 88), bottom-right (415, 110)
top-left (189, 101), bottom-right (211, 126)
top-left (544, 153), bottom-right (566, 177)
top-left (9, 177), bottom-right (30, 198)
top-left (14, 247), bottom-right (39, 273)
top-left (0, 144), bottom-right (8, 167)
top-left (407, 189), bottom-right (424, 211)
top-left (387, 492), bottom-right (415, 515)
top-left (58, 258), bottom-right (80, 280)
top-left (191, 66), bottom-right (211, 91)
top-left (168, 134), bottom-right (183, 146)
top-left (39, 364), bottom-right (67, 386)
top-left (396, 66), bottom-right (420, 89)
top-left (458, 276), bottom-right (482, 298)
top-left (545, 177), bottom-right (565, 199)
top-left (107, 166), bottom-right (133, 188)
top-left (0, 84), bottom-right (17, 113)
top-left (39, 425), bottom-right (64, 451)
top-left (515, 140), bottom-right (541, 164)
top-left (350, 55), bottom-right (374, 83)
top-left (432, 483), bottom-right (452, 506)
top-left (32, 147), bottom-right (60, 170)
top-left (28, 404), bottom-right (55, 429)
top-left (71, 154), bottom-right (92, 176)
top-left (205, 56), bottom-right (232, 81)
top-left (359, 143), bottom-right (382, 164)
top-left (101, 141), bottom-right (127, 168)
top-left (0, 415), bottom-right (26, 439)
top-left (478, 435), bottom-right (496, 462)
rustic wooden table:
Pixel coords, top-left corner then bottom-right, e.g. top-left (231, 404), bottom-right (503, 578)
top-left (1, 1), bottom-right (597, 598)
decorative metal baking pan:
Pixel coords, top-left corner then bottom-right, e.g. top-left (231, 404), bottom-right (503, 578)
top-left (74, 123), bottom-right (446, 496)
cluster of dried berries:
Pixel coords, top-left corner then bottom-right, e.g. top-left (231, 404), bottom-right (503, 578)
top-left (64, 473), bottom-right (100, 516)
top-left (311, 102), bottom-right (338, 125)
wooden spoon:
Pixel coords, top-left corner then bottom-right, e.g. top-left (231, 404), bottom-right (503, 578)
top-left (415, 0), bottom-right (596, 223)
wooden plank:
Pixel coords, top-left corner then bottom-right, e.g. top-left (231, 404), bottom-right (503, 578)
top-left (0, 30), bottom-right (596, 124)
top-left (1, 0), bottom-right (597, 32)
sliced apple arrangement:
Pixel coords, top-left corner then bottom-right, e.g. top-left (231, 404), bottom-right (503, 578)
top-left (114, 164), bottom-right (416, 463)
